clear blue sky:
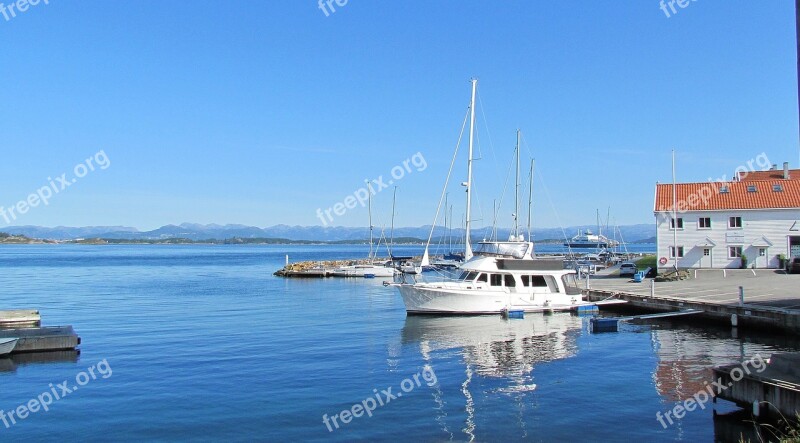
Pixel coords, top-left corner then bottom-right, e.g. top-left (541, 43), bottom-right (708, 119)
top-left (1, 1), bottom-right (797, 231)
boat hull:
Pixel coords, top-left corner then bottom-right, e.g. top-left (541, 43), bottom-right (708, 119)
top-left (397, 284), bottom-right (586, 315)
top-left (0, 338), bottom-right (18, 356)
top-left (330, 266), bottom-right (395, 278)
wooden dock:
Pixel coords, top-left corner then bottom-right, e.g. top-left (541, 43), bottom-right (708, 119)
top-left (713, 353), bottom-right (800, 419)
top-left (0, 309), bottom-right (41, 327)
top-left (584, 288), bottom-right (800, 334)
top-left (0, 326), bottom-right (81, 353)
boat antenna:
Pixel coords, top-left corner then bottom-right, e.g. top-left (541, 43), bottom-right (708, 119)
top-left (464, 78), bottom-right (477, 260)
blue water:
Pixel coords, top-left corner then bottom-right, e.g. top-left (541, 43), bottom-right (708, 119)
top-left (0, 244), bottom-right (794, 442)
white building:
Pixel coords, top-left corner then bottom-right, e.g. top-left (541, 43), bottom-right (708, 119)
top-left (654, 163), bottom-right (800, 270)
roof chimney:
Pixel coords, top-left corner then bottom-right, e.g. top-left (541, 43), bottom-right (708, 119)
top-left (772, 164), bottom-right (778, 170)
top-left (784, 162), bottom-right (790, 179)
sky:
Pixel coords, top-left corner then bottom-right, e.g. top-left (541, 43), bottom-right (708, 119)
top-left (1, 1), bottom-right (797, 231)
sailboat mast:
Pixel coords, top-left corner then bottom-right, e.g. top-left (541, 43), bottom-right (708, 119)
top-left (368, 180), bottom-right (374, 261)
top-left (389, 186), bottom-right (396, 257)
top-left (464, 78), bottom-right (477, 261)
top-left (527, 159), bottom-right (534, 242)
top-left (444, 193), bottom-right (449, 251)
top-left (514, 129), bottom-right (520, 239)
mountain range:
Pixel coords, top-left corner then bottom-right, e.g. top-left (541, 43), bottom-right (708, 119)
top-left (1, 223), bottom-right (656, 243)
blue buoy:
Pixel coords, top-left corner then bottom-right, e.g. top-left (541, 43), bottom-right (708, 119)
top-left (502, 309), bottom-right (524, 319)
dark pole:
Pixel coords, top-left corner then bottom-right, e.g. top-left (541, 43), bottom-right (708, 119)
top-left (796, 0), bottom-right (800, 166)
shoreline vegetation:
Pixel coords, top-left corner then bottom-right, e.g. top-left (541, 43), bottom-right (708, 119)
top-left (0, 232), bottom-right (657, 246)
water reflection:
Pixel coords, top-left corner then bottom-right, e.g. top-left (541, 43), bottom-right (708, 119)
top-left (401, 313), bottom-right (583, 441)
top-left (0, 350), bottom-right (80, 373)
top-left (649, 323), bottom-right (800, 403)
top-left (647, 321), bottom-right (800, 441)
top-left (402, 314), bottom-right (581, 372)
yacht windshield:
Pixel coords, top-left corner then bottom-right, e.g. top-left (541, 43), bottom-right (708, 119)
top-left (473, 242), bottom-right (528, 259)
top-left (458, 271), bottom-right (478, 281)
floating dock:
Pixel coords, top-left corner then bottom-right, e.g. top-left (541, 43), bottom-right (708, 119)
top-left (713, 353), bottom-right (800, 419)
top-left (0, 326), bottom-right (81, 353)
top-left (584, 288), bottom-right (800, 334)
top-left (0, 309), bottom-right (41, 327)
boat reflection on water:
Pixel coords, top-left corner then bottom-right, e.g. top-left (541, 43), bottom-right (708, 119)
top-left (0, 350), bottom-right (80, 373)
top-left (401, 314), bottom-right (582, 379)
top-left (400, 313), bottom-right (583, 440)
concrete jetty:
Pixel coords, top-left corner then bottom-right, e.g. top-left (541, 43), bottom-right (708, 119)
top-left (713, 353), bottom-right (800, 419)
top-left (583, 268), bottom-right (800, 334)
top-left (274, 258), bottom-right (396, 277)
top-left (0, 326), bottom-right (81, 353)
top-left (0, 309), bottom-right (41, 327)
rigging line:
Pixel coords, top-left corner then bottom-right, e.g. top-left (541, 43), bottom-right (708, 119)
top-left (476, 89), bottom-right (501, 180)
top-left (424, 106), bottom-right (471, 249)
top-left (535, 166), bottom-right (575, 258)
top-left (491, 147), bottom-right (517, 240)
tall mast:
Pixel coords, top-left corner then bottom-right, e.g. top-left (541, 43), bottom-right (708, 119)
top-left (448, 204), bottom-right (453, 252)
top-left (389, 186), bottom-right (397, 257)
top-left (514, 129), bottom-right (521, 239)
top-left (527, 158), bottom-right (534, 243)
top-left (464, 78), bottom-right (477, 260)
top-left (444, 193), bottom-right (449, 251)
top-left (367, 180), bottom-right (374, 261)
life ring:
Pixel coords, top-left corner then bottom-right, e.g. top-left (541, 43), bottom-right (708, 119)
top-left (659, 257), bottom-right (668, 265)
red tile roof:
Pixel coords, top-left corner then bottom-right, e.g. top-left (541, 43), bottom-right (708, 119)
top-left (654, 180), bottom-right (800, 212)
top-left (736, 169), bottom-right (800, 181)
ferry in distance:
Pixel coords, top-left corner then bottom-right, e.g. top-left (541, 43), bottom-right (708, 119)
top-left (564, 230), bottom-right (619, 249)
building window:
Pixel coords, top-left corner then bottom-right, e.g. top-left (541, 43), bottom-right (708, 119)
top-left (747, 185), bottom-right (757, 193)
top-left (728, 216), bottom-right (742, 228)
top-left (669, 246), bottom-right (684, 258)
top-left (773, 184), bottom-right (783, 192)
top-left (759, 248), bottom-right (766, 257)
top-left (698, 217), bottom-right (711, 229)
top-left (729, 246), bottom-right (742, 258)
top-left (703, 248), bottom-right (710, 256)
top-left (720, 185), bottom-right (730, 193)
top-left (670, 218), bottom-right (684, 230)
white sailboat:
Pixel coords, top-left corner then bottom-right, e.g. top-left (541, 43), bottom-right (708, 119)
top-left (331, 182), bottom-right (396, 278)
top-left (393, 79), bottom-right (590, 314)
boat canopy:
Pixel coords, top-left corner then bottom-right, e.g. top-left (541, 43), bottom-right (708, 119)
top-left (473, 242), bottom-right (530, 259)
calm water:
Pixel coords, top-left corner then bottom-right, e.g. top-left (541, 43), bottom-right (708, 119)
top-left (0, 244), bottom-right (795, 442)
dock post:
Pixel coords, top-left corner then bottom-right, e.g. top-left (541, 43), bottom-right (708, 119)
top-left (739, 286), bottom-right (744, 307)
top-left (650, 279), bottom-right (655, 297)
top-left (286, 255), bottom-right (289, 266)
top-left (586, 272), bottom-right (591, 290)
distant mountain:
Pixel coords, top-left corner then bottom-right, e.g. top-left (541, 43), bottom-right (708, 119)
top-left (1, 225), bottom-right (138, 240)
top-left (3, 223), bottom-right (656, 243)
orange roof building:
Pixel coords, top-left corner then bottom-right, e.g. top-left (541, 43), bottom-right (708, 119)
top-left (654, 163), bottom-right (800, 270)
